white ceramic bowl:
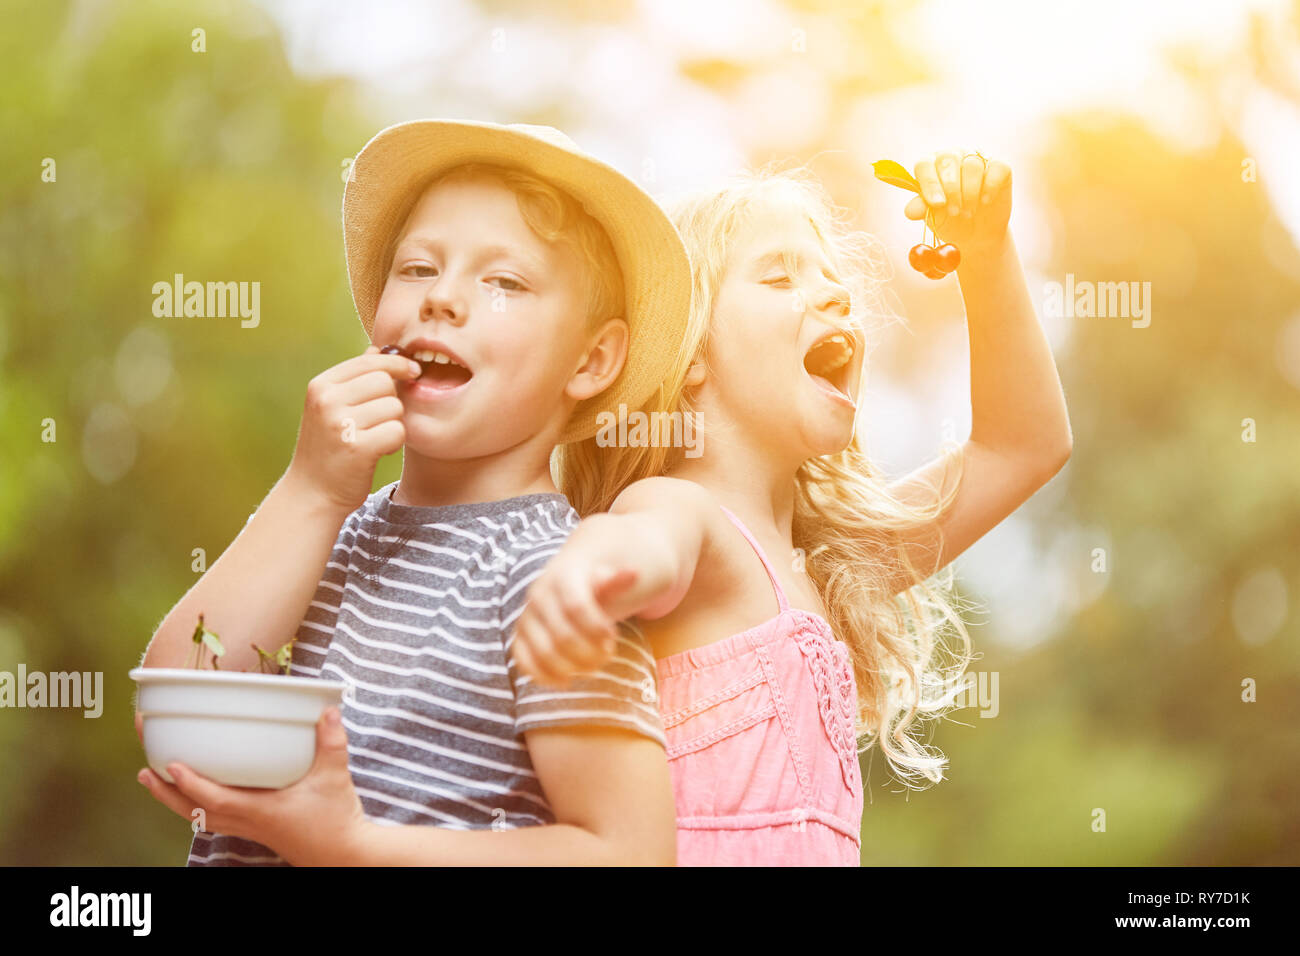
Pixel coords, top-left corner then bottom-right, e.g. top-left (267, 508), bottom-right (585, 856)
top-left (130, 668), bottom-right (348, 789)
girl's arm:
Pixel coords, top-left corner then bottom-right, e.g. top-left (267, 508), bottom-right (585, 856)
top-left (341, 726), bottom-right (676, 865)
top-left (882, 154), bottom-right (1073, 595)
top-left (510, 476), bottom-right (716, 685)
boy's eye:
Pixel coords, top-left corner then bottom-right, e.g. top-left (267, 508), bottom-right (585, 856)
top-left (488, 276), bottom-right (526, 292)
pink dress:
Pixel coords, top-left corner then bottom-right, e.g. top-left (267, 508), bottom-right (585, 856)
top-left (655, 506), bottom-right (864, 866)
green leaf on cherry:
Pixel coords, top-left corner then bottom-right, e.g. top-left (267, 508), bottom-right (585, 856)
top-left (872, 160), bottom-right (920, 193)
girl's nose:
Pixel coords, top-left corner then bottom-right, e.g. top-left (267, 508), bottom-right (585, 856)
top-left (813, 280), bottom-right (851, 319)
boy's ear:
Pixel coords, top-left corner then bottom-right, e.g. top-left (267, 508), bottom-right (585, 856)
top-left (565, 317), bottom-right (629, 402)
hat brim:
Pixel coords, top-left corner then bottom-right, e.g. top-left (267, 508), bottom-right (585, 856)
top-left (343, 119), bottom-right (690, 445)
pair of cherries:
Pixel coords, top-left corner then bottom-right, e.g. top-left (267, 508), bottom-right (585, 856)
top-left (872, 158), bottom-right (963, 281)
top-left (908, 241), bottom-right (960, 279)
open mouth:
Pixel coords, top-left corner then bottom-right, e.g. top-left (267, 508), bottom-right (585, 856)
top-left (405, 347), bottom-right (472, 389)
top-left (802, 330), bottom-right (856, 402)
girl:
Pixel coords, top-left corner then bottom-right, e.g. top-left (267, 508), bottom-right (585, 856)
top-left (513, 151), bottom-right (1073, 865)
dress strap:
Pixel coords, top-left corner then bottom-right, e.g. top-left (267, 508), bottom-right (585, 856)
top-left (717, 505), bottom-right (790, 614)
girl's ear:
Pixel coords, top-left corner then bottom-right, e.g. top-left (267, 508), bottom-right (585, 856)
top-left (684, 360), bottom-right (706, 388)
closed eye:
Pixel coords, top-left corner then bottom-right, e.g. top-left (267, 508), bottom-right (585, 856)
top-left (761, 274), bottom-right (791, 286)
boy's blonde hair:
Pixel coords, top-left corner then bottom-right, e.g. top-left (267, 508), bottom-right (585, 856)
top-left (382, 162), bottom-right (625, 336)
top-left (558, 163), bottom-right (980, 790)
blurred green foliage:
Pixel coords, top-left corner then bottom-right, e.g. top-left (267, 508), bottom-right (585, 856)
top-left (0, 0), bottom-right (1296, 865)
top-left (0, 0), bottom-right (384, 864)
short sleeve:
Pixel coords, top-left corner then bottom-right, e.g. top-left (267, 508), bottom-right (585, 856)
top-left (286, 511), bottom-right (359, 679)
top-left (500, 541), bottom-right (666, 748)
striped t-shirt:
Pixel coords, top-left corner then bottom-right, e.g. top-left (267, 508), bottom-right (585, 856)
top-left (188, 481), bottom-right (665, 866)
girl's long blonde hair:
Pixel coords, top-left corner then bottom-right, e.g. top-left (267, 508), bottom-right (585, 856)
top-left (555, 164), bottom-right (980, 789)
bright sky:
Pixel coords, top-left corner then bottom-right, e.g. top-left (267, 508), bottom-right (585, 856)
top-left (258, 0), bottom-right (1298, 234)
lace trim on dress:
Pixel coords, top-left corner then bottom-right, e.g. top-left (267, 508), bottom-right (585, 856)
top-left (790, 613), bottom-right (861, 792)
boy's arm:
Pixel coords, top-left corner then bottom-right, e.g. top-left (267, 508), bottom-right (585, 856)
top-left (140, 345), bottom-right (416, 674)
top-left (140, 467), bottom-right (354, 673)
top-left (340, 532), bottom-right (678, 866)
top-left (342, 725), bottom-right (676, 865)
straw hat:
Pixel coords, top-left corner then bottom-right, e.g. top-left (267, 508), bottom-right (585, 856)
top-left (342, 119), bottom-right (690, 445)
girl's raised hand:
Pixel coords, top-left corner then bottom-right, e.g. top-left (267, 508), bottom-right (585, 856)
top-left (904, 150), bottom-right (1012, 255)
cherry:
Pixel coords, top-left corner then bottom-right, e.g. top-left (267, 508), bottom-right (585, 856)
top-left (379, 345), bottom-right (402, 355)
top-left (909, 244), bottom-right (937, 272)
top-left (922, 267), bottom-right (946, 280)
top-left (935, 244), bottom-right (961, 273)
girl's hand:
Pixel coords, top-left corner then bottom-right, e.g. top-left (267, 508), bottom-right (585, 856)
top-left (904, 150), bottom-right (1012, 256)
top-left (513, 561), bottom-right (642, 688)
top-left (136, 707), bottom-right (368, 867)
top-left (512, 522), bottom-right (669, 687)
top-left (286, 344), bottom-right (423, 516)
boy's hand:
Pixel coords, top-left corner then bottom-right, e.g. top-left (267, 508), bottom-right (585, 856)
top-left (512, 531), bottom-right (664, 687)
top-left (904, 150), bottom-right (1012, 256)
top-left (137, 707), bottom-right (368, 867)
top-left (286, 345), bottom-right (423, 516)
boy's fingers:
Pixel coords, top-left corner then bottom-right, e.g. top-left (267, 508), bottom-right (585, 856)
top-left (903, 194), bottom-right (928, 221)
top-left (138, 769), bottom-right (200, 821)
top-left (318, 353), bottom-right (421, 388)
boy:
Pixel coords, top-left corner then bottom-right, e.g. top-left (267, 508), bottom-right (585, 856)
top-left (136, 120), bottom-right (691, 865)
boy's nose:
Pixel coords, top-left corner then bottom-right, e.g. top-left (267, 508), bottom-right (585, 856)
top-left (420, 278), bottom-right (468, 325)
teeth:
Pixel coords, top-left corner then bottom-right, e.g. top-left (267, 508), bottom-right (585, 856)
top-left (805, 334), bottom-right (854, 377)
top-left (410, 349), bottom-right (462, 367)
